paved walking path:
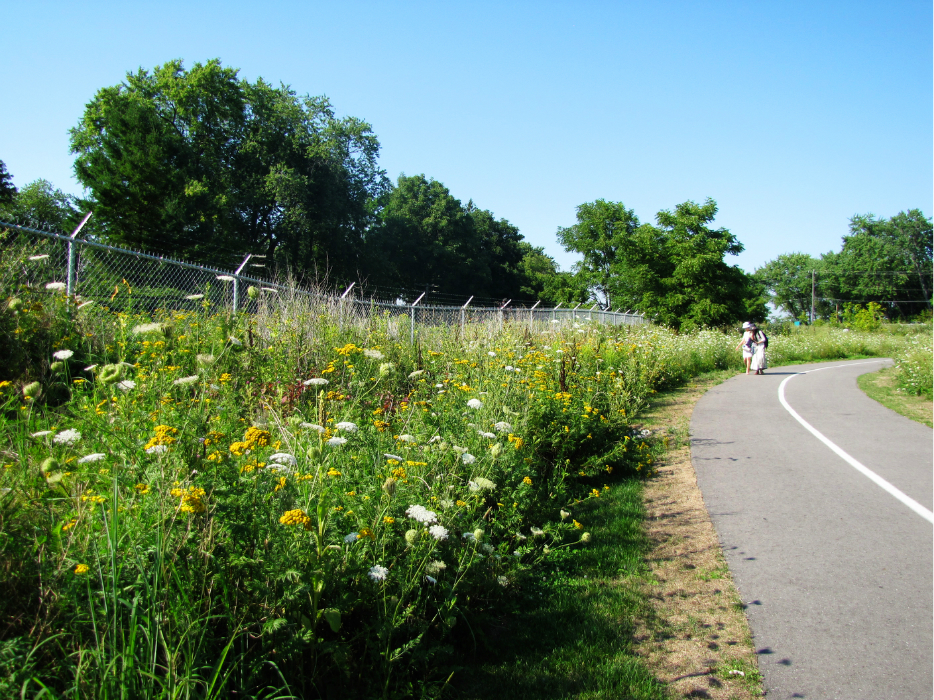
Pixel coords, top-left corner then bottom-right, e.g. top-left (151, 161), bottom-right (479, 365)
top-left (691, 359), bottom-right (933, 699)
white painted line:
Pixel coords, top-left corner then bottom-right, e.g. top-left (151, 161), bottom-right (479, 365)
top-left (778, 361), bottom-right (934, 524)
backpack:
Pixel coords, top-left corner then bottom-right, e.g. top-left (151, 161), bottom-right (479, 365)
top-left (758, 330), bottom-right (768, 349)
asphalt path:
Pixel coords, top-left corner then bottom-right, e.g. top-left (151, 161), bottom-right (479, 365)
top-left (691, 359), bottom-right (933, 699)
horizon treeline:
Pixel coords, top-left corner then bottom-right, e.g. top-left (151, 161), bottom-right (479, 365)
top-left (1, 58), bottom-right (930, 322)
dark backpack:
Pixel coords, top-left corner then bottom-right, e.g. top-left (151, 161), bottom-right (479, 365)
top-left (759, 330), bottom-right (768, 349)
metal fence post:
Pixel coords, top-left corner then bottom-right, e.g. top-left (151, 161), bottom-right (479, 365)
top-left (66, 213), bottom-right (92, 297)
top-left (529, 300), bottom-right (540, 332)
top-left (499, 299), bottom-right (511, 332)
top-left (460, 295), bottom-right (473, 333)
top-left (232, 254), bottom-right (252, 312)
top-left (410, 292), bottom-right (426, 344)
top-left (338, 282), bottom-right (355, 331)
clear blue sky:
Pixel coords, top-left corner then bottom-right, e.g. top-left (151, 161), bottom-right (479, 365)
top-left (2, 1), bottom-right (931, 274)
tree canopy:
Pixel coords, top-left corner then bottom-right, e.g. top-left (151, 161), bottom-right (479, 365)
top-left (558, 198), bottom-right (765, 330)
top-left (70, 59), bottom-right (388, 280)
top-left (755, 210), bottom-right (932, 320)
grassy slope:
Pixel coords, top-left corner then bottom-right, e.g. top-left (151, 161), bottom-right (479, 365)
top-left (857, 367), bottom-right (933, 428)
top-left (450, 479), bottom-right (667, 700)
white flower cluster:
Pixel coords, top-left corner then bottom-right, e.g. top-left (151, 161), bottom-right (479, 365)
top-left (368, 565), bottom-right (389, 581)
top-left (493, 421), bottom-right (512, 433)
top-left (173, 375), bottom-right (199, 386)
top-left (303, 378), bottom-right (328, 386)
top-left (467, 398), bottom-right (483, 410)
top-left (77, 453), bottom-right (106, 464)
top-left (405, 504), bottom-right (438, 524)
top-left (461, 453), bottom-right (476, 465)
top-left (53, 349), bottom-right (74, 360)
top-left (268, 453), bottom-right (297, 469)
top-left (363, 349), bottom-right (384, 359)
top-left (335, 421), bottom-right (357, 433)
top-left (468, 477), bottom-right (496, 492)
top-left (53, 429), bottom-right (81, 445)
top-left (327, 437), bottom-right (347, 446)
top-left (132, 322), bottom-right (163, 335)
top-left (428, 525), bottom-right (449, 540)
top-left (301, 423), bottom-right (326, 433)
top-left (477, 431), bottom-right (495, 439)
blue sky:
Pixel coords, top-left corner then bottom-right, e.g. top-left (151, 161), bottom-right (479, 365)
top-left (2, 1), bottom-right (931, 274)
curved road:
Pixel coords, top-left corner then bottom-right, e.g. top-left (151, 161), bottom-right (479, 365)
top-left (691, 359), bottom-right (933, 699)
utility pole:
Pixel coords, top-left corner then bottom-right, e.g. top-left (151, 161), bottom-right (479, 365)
top-left (810, 270), bottom-right (816, 324)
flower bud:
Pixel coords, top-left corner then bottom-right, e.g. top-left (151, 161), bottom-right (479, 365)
top-left (472, 528), bottom-right (484, 542)
top-left (581, 532), bottom-right (592, 543)
top-left (404, 529), bottom-right (418, 545)
top-left (382, 477), bottom-right (397, 497)
top-left (22, 382), bottom-right (42, 398)
top-left (7, 297), bottom-right (23, 312)
top-left (560, 509), bottom-right (570, 520)
top-left (490, 443), bottom-right (502, 459)
top-left (247, 286), bottom-right (259, 300)
top-left (40, 457), bottom-right (61, 473)
top-left (98, 364), bottom-right (123, 385)
top-left (379, 362), bottom-right (394, 377)
top-left (50, 361), bottom-right (65, 374)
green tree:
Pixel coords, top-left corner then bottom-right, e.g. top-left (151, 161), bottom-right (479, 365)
top-left (753, 253), bottom-right (826, 320)
top-left (556, 200), bottom-right (640, 308)
top-left (822, 210), bottom-right (932, 318)
top-left (3, 179), bottom-right (81, 231)
top-left (70, 59), bottom-right (387, 281)
top-left (0, 160), bottom-right (16, 207)
top-left (364, 174), bottom-right (484, 299)
top-left (615, 199), bottom-right (765, 331)
top-left (516, 243), bottom-right (590, 306)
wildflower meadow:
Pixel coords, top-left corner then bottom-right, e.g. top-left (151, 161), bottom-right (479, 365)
top-left (0, 274), bottom-right (929, 698)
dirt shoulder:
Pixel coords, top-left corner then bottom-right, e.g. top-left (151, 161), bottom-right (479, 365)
top-left (633, 372), bottom-right (764, 699)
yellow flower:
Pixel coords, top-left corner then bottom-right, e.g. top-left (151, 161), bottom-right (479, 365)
top-left (134, 483), bottom-right (150, 495)
top-left (590, 488), bottom-right (600, 498)
top-left (327, 468), bottom-right (341, 477)
top-left (279, 509), bottom-right (312, 529)
top-left (219, 373), bottom-right (232, 383)
top-left (358, 527), bottom-right (375, 539)
top-left (274, 476), bottom-right (287, 492)
top-left (383, 516), bottom-right (395, 525)
top-left (74, 563), bottom-right (89, 575)
top-left (573, 519), bottom-right (583, 529)
top-left (523, 476), bottom-right (532, 485)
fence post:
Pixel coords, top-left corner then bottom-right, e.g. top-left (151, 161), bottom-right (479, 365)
top-left (572, 302), bottom-right (582, 322)
top-left (232, 254), bottom-right (253, 312)
top-left (338, 282), bottom-right (355, 331)
top-left (461, 295), bottom-right (473, 333)
top-left (589, 303), bottom-right (597, 322)
top-left (66, 213), bottom-right (92, 297)
top-left (529, 300), bottom-right (540, 332)
top-left (499, 299), bottom-right (511, 332)
top-left (553, 302), bottom-right (562, 325)
top-left (410, 292), bottom-right (426, 344)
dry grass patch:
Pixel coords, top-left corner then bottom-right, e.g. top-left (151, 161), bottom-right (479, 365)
top-left (632, 372), bottom-right (764, 699)
top-left (857, 365), bottom-right (933, 427)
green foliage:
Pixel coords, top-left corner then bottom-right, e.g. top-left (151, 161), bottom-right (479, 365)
top-left (0, 160), bottom-right (16, 207)
top-left (841, 302), bottom-right (885, 331)
top-left (0, 179), bottom-right (83, 233)
top-left (754, 252), bottom-right (827, 320)
top-left (70, 59), bottom-right (388, 278)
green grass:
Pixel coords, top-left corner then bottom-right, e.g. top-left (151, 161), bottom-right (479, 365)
top-left (449, 479), bottom-right (668, 700)
top-left (857, 366), bottom-right (933, 428)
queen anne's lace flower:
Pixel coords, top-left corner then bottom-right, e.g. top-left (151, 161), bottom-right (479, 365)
top-left (303, 378), bottom-right (328, 386)
top-left (116, 380), bottom-right (136, 393)
top-left (344, 532), bottom-right (359, 544)
top-left (45, 282), bottom-right (66, 290)
top-left (301, 423), bottom-right (326, 433)
top-left (429, 525), bottom-right (449, 540)
top-left (478, 431), bottom-right (495, 439)
top-left (363, 349), bottom-right (384, 359)
top-left (461, 453), bottom-right (476, 465)
top-left (426, 560), bottom-right (447, 575)
top-left (467, 398), bottom-right (483, 410)
top-left (173, 375), bottom-right (199, 386)
top-left (53, 349), bottom-right (74, 360)
top-left (268, 453), bottom-right (297, 467)
top-left (53, 429), bottom-right (81, 445)
top-left (397, 434), bottom-right (415, 443)
top-left (327, 437), bottom-right (347, 446)
top-left (384, 453), bottom-right (404, 461)
top-left (335, 421), bottom-right (357, 433)
top-left (368, 565), bottom-right (389, 581)
top-left (468, 476), bottom-right (495, 492)
top-left (132, 322), bottom-right (163, 334)
top-left (146, 445), bottom-right (168, 455)
top-left (185, 294), bottom-right (204, 300)
top-left (216, 275), bottom-right (235, 282)
top-left (493, 421), bottom-right (512, 433)
top-left (77, 453), bottom-right (106, 464)
top-left (405, 505), bottom-right (438, 524)
top-left (31, 430), bottom-right (53, 438)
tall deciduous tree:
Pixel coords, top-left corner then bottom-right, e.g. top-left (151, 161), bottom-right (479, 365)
top-left (70, 59), bottom-right (387, 281)
top-left (754, 252), bottom-right (825, 320)
top-left (556, 200), bottom-right (640, 308)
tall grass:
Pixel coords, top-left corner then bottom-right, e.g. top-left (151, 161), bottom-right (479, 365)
top-left (0, 273), bottom-right (924, 697)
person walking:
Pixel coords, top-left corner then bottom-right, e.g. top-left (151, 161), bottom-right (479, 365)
top-left (749, 324), bottom-right (768, 375)
top-left (736, 322), bottom-right (755, 374)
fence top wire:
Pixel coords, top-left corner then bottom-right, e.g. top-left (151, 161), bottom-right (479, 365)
top-left (1, 217), bottom-right (647, 319)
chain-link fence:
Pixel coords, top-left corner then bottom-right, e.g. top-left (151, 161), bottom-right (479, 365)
top-left (0, 218), bottom-right (648, 335)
